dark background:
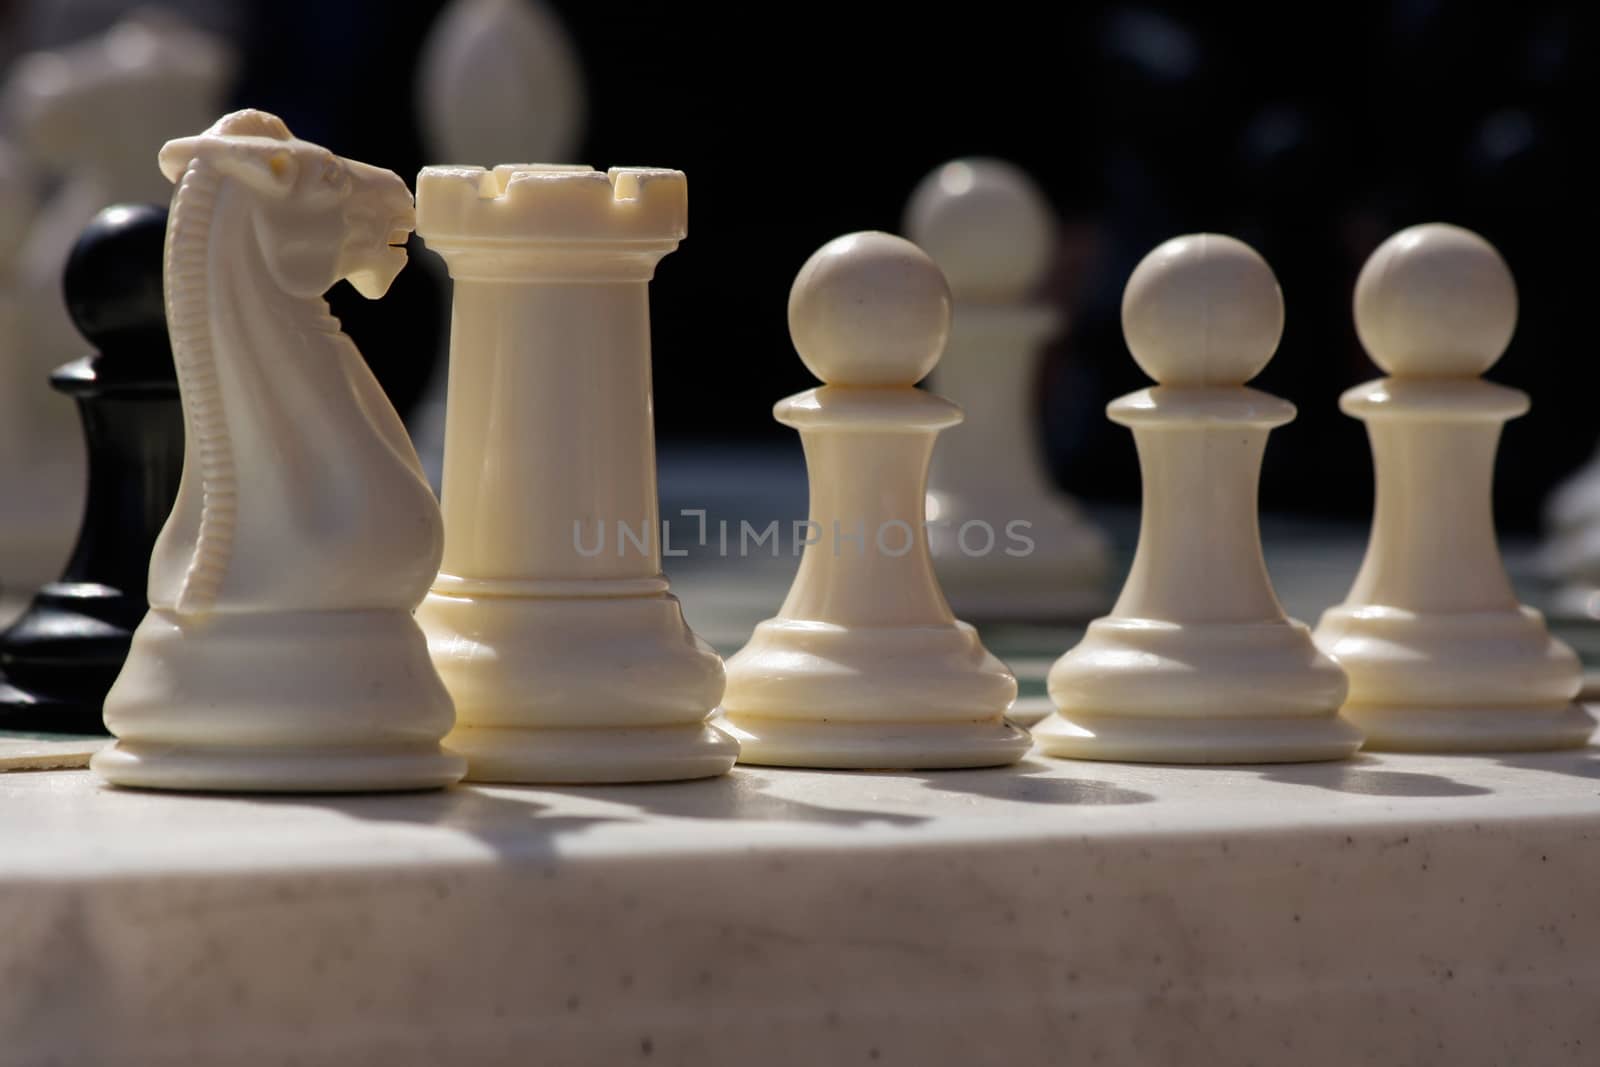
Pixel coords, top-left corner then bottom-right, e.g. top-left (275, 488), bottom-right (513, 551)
top-left (3, 0), bottom-right (1591, 529)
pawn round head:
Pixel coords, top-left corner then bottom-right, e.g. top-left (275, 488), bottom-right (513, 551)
top-left (1121, 233), bottom-right (1283, 386)
top-left (1353, 223), bottom-right (1516, 378)
top-left (788, 231), bottom-right (951, 386)
top-left (63, 202), bottom-right (170, 361)
top-left (903, 158), bottom-right (1054, 301)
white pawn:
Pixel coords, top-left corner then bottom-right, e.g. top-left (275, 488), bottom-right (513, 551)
top-left (1035, 234), bottom-right (1360, 764)
top-left (416, 0), bottom-right (585, 169)
top-left (1314, 223), bottom-right (1594, 751)
top-left (720, 232), bottom-right (1028, 769)
top-left (1537, 444), bottom-right (1600, 618)
top-left (906, 158), bottom-right (1110, 618)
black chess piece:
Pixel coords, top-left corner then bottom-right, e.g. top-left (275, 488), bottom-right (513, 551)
top-left (0, 203), bottom-right (182, 734)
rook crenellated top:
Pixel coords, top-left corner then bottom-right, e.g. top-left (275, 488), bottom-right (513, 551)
top-left (415, 164), bottom-right (686, 245)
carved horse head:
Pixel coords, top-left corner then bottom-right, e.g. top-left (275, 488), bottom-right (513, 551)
top-left (159, 109), bottom-right (414, 300)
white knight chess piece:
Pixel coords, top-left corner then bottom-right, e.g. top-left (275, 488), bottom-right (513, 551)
top-left (92, 110), bottom-right (465, 792)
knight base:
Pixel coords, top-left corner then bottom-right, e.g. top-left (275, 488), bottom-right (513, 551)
top-left (95, 608), bottom-right (464, 792)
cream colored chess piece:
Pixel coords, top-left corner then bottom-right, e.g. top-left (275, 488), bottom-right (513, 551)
top-left (1538, 449), bottom-right (1600, 620)
top-left (414, 164), bottom-right (735, 783)
top-left (2, 10), bottom-right (234, 589)
top-left (906, 158), bottom-right (1109, 618)
top-left (0, 139), bottom-right (43, 605)
top-left (720, 232), bottom-right (1028, 769)
top-left (1035, 234), bottom-right (1360, 764)
top-left (93, 111), bottom-right (465, 792)
top-left (410, 0), bottom-right (587, 488)
top-left (1314, 223), bottom-right (1593, 751)
top-left (417, 0), bottom-right (584, 169)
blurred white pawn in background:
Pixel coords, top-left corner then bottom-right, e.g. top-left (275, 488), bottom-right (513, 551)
top-left (409, 0), bottom-right (586, 490)
top-left (0, 9), bottom-right (233, 591)
top-left (906, 158), bottom-right (1110, 620)
top-left (1539, 442), bottom-right (1600, 617)
top-left (0, 139), bottom-right (39, 610)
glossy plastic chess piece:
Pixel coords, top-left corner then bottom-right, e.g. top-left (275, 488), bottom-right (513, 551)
top-left (93, 112), bottom-right (464, 792)
top-left (409, 0), bottom-right (587, 491)
top-left (906, 158), bottom-right (1110, 619)
top-left (0, 204), bottom-right (181, 734)
top-left (1314, 224), bottom-right (1593, 751)
top-left (720, 232), bottom-right (1028, 769)
top-left (1036, 234), bottom-right (1360, 764)
top-left (414, 163), bottom-right (735, 783)
top-left (1, 12), bottom-right (234, 590)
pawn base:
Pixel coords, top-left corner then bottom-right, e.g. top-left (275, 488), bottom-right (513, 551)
top-left (721, 619), bottom-right (1025, 769)
top-left (0, 682), bottom-right (112, 735)
top-left (1341, 702), bottom-right (1594, 753)
top-left (0, 579), bottom-right (147, 736)
top-left (90, 741), bottom-right (464, 793)
top-left (1032, 711), bottom-right (1363, 764)
top-left (1044, 616), bottom-right (1358, 764)
top-left (1315, 604), bottom-right (1585, 753)
top-left (446, 722), bottom-right (739, 784)
top-left (719, 714), bottom-right (1030, 770)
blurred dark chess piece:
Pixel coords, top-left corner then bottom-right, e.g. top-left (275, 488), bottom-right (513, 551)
top-left (0, 203), bottom-right (182, 734)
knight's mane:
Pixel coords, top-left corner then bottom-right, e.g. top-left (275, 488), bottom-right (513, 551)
top-left (165, 157), bottom-right (237, 615)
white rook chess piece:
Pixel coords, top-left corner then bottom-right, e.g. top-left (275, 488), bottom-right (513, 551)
top-left (906, 158), bottom-right (1110, 618)
top-left (414, 164), bottom-right (736, 783)
top-left (1314, 223), bottom-right (1594, 751)
top-left (720, 232), bottom-right (1028, 769)
top-left (1035, 234), bottom-right (1360, 764)
top-left (93, 111), bottom-right (465, 792)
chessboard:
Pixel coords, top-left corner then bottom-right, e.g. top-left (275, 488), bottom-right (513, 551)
top-left (5, 461), bottom-right (1600, 1066)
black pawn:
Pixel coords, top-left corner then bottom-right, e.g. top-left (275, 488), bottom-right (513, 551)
top-left (0, 203), bottom-right (182, 734)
